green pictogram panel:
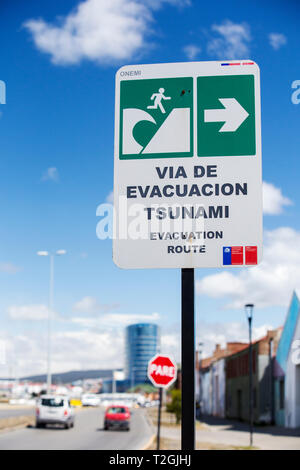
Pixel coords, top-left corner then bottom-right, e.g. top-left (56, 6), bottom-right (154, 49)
top-left (197, 75), bottom-right (256, 157)
top-left (119, 77), bottom-right (193, 159)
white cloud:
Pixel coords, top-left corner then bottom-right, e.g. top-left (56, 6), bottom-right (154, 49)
top-left (0, 310), bottom-right (161, 376)
top-left (72, 311), bottom-right (160, 328)
top-left (154, 321), bottom-right (273, 363)
top-left (196, 227), bottom-right (300, 309)
top-left (0, 329), bottom-right (125, 377)
top-left (196, 321), bottom-right (273, 358)
top-left (73, 296), bottom-right (119, 314)
top-left (263, 181), bottom-right (292, 215)
top-left (24, 0), bottom-right (189, 66)
top-left (73, 296), bottom-right (100, 313)
top-left (269, 33), bottom-right (287, 50)
top-left (106, 191), bottom-right (114, 204)
top-left (160, 332), bottom-right (180, 362)
top-left (104, 311), bottom-right (160, 325)
top-left (145, 0), bottom-right (190, 7)
top-left (7, 304), bottom-right (51, 321)
top-left (54, 329), bottom-right (124, 371)
top-left (183, 44), bottom-right (201, 60)
top-left (197, 271), bottom-right (245, 300)
top-left (207, 20), bottom-right (251, 59)
top-left (0, 318), bottom-right (273, 377)
top-left (0, 263), bottom-right (21, 274)
top-left (41, 167), bottom-right (59, 182)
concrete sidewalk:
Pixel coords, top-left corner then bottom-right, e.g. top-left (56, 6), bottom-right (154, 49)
top-left (161, 416), bottom-right (300, 450)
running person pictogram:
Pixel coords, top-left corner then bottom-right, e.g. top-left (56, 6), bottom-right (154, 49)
top-left (147, 88), bottom-right (171, 114)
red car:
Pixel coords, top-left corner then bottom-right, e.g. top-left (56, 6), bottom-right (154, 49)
top-left (104, 405), bottom-right (131, 431)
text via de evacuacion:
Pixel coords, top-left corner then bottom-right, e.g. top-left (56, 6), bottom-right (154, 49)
top-left (126, 165), bottom-right (248, 200)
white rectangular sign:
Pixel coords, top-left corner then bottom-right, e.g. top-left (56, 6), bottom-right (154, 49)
top-left (113, 60), bottom-right (262, 269)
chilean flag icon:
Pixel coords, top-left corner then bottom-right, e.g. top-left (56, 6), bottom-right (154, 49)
top-left (223, 246), bottom-right (244, 265)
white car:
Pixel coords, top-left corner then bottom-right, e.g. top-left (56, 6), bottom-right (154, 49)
top-left (81, 393), bottom-right (100, 407)
top-left (36, 395), bottom-right (75, 429)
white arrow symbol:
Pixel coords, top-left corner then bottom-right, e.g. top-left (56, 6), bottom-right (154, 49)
top-left (204, 98), bottom-right (249, 132)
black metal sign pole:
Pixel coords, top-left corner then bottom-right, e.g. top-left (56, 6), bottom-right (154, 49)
top-left (157, 387), bottom-right (163, 450)
top-left (181, 268), bottom-right (195, 450)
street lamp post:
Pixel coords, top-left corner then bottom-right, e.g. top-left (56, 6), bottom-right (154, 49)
top-left (37, 250), bottom-right (66, 394)
top-left (198, 342), bottom-right (203, 419)
top-left (245, 303), bottom-right (254, 447)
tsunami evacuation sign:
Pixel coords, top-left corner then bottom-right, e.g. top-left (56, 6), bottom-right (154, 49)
top-left (113, 61), bottom-right (262, 269)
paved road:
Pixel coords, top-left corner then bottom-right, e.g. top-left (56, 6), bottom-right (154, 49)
top-left (0, 407), bottom-right (153, 450)
top-left (0, 407), bottom-right (34, 419)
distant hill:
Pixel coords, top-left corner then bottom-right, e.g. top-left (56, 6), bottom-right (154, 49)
top-left (20, 369), bottom-right (114, 384)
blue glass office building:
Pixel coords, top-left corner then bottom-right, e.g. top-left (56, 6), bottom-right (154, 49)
top-left (125, 323), bottom-right (160, 387)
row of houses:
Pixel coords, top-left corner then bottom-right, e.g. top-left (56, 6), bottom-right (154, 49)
top-left (197, 291), bottom-right (300, 428)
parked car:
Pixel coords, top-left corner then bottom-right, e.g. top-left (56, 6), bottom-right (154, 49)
top-left (81, 393), bottom-right (100, 407)
top-left (36, 395), bottom-right (75, 429)
top-left (104, 405), bottom-right (131, 431)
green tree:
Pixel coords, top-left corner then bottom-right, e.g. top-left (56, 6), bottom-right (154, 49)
top-left (166, 389), bottom-right (181, 424)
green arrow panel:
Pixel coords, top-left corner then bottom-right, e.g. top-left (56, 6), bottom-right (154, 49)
top-left (197, 75), bottom-right (256, 157)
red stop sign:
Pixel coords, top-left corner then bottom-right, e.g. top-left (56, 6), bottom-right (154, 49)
top-left (147, 354), bottom-right (177, 388)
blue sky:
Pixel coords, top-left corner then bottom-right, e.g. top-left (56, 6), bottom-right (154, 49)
top-left (0, 0), bottom-right (299, 376)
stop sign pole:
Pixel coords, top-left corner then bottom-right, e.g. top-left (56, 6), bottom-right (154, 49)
top-left (181, 268), bottom-right (195, 450)
top-left (157, 387), bottom-right (163, 450)
top-left (148, 354), bottom-right (177, 450)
